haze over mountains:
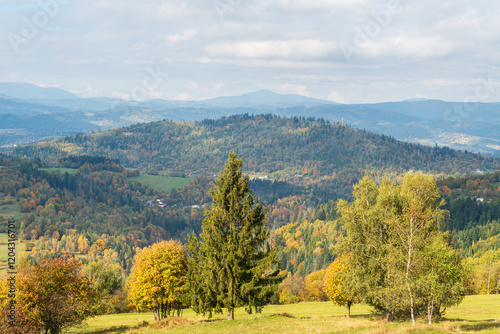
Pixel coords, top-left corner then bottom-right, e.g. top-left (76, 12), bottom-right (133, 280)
top-left (1, 83), bottom-right (499, 157)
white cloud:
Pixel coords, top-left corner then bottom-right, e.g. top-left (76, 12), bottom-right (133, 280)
top-left (1, 0), bottom-right (500, 103)
top-left (327, 91), bottom-right (346, 103)
top-left (175, 92), bottom-right (190, 101)
top-left (276, 0), bottom-right (370, 10)
top-left (280, 84), bottom-right (310, 96)
top-left (166, 30), bottom-right (198, 43)
top-left (112, 92), bottom-right (130, 99)
top-left (185, 81), bottom-right (199, 90)
top-left (147, 90), bottom-right (163, 99)
top-left (367, 36), bottom-right (455, 59)
top-left (206, 40), bottom-right (337, 60)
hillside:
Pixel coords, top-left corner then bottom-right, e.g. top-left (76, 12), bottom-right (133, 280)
top-left (1, 83), bottom-right (500, 156)
top-left (13, 114), bottom-right (500, 180)
top-left (1, 155), bottom-right (499, 280)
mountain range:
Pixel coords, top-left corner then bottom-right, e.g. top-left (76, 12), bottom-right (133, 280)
top-left (1, 82), bottom-right (499, 157)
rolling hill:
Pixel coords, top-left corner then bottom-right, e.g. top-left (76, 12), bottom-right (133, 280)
top-left (12, 114), bottom-right (500, 189)
top-left (1, 83), bottom-right (500, 157)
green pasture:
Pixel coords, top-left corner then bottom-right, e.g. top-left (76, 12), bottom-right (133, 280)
top-left (131, 175), bottom-right (192, 193)
top-left (39, 167), bottom-right (78, 175)
top-left (0, 232), bottom-right (27, 277)
top-left (71, 295), bottom-right (500, 334)
top-left (0, 201), bottom-right (20, 220)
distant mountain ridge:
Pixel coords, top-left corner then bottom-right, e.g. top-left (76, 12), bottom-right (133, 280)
top-left (1, 82), bottom-right (500, 157)
top-left (0, 82), bottom-right (80, 100)
top-left (201, 89), bottom-right (336, 107)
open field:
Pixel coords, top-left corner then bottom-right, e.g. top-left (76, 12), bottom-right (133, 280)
top-left (131, 175), bottom-right (192, 193)
top-left (0, 201), bottom-right (20, 220)
top-left (37, 170), bottom-right (192, 193)
top-left (0, 192), bottom-right (20, 220)
top-left (71, 295), bottom-right (500, 334)
top-left (0, 232), bottom-right (27, 277)
top-left (40, 167), bottom-right (78, 175)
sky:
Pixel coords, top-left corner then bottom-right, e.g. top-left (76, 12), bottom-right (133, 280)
top-left (1, 0), bottom-right (500, 103)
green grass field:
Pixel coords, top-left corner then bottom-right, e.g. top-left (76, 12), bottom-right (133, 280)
top-left (0, 202), bottom-right (20, 219)
top-left (70, 295), bottom-right (500, 334)
top-left (0, 232), bottom-right (27, 277)
top-left (39, 167), bottom-right (78, 175)
top-left (131, 175), bottom-right (192, 193)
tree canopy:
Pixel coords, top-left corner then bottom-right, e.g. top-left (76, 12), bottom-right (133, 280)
top-left (188, 152), bottom-right (284, 320)
top-left (338, 173), bottom-right (469, 324)
top-left (127, 240), bottom-right (189, 321)
top-left (323, 254), bottom-right (359, 318)
top-left (13, 256), bottom-right (99, 334)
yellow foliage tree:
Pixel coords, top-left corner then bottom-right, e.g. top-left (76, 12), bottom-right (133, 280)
top-left (324, 254), bottom-right (359, 318)
top-left (127, 240), bottom-right (188, 321)
top-left (304, 269), bottom-right (328, 301)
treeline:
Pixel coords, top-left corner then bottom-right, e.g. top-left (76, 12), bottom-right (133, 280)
top-left (437, 171), bottom-right (500, 256)
top-left (13, 115), bottom-right (500, 198)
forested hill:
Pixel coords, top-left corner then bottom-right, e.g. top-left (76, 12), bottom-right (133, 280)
top-left (14, 114), bottom-right (500, 183)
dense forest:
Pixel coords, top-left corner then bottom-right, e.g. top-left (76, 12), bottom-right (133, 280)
top-left (0, 155), bottom-right (204, 272)
top-left (1, 115), bottom-right (500, 296)
top-left (1, 153), bottom-right (499, 277)
top-left (13, 115), bottom-right (500, 201)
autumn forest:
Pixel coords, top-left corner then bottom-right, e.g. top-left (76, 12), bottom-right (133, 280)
top-left (0, 115), bottom-right (499, 333)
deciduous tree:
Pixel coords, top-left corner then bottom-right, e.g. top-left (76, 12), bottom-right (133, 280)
top-left (15, 256), bottom-right (99, 334)
top-left (323, 254), bottom-right (359, 318)
top-left (127, 240), bottom-right (188, 321)
top-left (339, 173), bottom-right (468, 324)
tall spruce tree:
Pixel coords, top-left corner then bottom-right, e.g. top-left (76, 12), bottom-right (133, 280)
top-left (188, 152), bottom-right (283, 320)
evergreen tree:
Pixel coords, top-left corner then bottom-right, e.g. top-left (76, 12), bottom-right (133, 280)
top-left (188, 153), bottom-right (284, 320)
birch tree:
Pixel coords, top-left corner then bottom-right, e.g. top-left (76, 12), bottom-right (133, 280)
top-left (339, 173), bottom-right (468, 325)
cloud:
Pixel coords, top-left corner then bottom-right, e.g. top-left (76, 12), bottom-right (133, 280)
top-left (1, 0), bottom-right (500, 103)
top-left (327, 91), bottom-right (347, 103)
top-left (280, 84), bottom-right (310, 96)
top-left (166, 30), bottom-right (198, 43)
top-left (175, 92), bottom-right (190, 101)
top-left (206, 40), bottom-right (337, 60)
top-left (276, 0), bottom-right (370, 10)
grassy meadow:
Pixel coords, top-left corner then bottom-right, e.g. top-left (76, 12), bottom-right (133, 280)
top-left (130, 175), bottom-right (192, 193)
top-left (0, 191), bottom-right (21, 220)
top-left (71, 295), bottom-right (500, 334)
top-left (39, 167), bottom-right (78, 175)
top-left (0, 232), bottom-right (28, 277)
top-left (37, 168), bottom-right (192, 193)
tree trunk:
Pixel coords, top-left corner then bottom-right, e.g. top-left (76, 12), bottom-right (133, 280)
top-left (346, 302), bottom-right (351, 319)
top-left (387, 310), bottom-right (394, 322)
top-left (227, 309), bottom-right (234, 320)
top-left (406, 223), bottom-right (415, 326)
top-left (427, 298), bottom-right (434, 325)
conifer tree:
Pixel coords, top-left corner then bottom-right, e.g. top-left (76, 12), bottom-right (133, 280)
top-left (188, 152), bottom-right (283, 320)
